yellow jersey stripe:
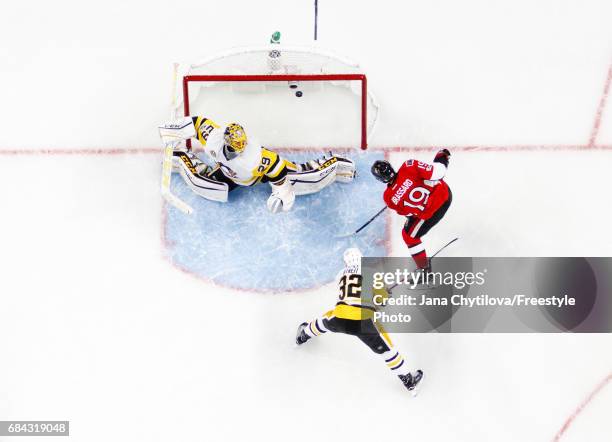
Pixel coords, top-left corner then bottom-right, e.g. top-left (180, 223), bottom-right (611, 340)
top-left (333, 304), bottom-right (374, 320)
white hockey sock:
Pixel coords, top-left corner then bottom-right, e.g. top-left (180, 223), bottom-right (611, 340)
top-left (304, 318), bottom-right (329, 339)
top-left (381, 350), bottom-right (411, 376)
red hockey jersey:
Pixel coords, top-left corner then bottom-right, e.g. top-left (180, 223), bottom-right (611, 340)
top-left (383, 159), bottom-right (450, 220)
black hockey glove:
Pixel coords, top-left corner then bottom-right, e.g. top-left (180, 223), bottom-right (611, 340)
top-left (433, 149), bottom-right (451, 167)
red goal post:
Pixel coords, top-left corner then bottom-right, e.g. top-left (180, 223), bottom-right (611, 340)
top-left (172, 45), bottom-right (379, 151)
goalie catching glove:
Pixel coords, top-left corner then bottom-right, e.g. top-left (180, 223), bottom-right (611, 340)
top-left (267, 178), bottom-right (295, 213)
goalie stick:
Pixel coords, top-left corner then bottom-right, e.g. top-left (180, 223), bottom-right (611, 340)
top-left (160, 63), bottom-right (193, 215)
top-left (161, 141), bottom-right (193, 215)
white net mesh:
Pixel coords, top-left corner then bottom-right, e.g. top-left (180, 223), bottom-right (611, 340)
top-left (171, 45), bottom-right (379, 149)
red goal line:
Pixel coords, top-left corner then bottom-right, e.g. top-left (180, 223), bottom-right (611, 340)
top-left (0, 144), bottom-right (611, 156)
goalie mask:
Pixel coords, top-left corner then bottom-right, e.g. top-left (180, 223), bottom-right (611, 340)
top-left (223, 123), bottom-right (247, 160)
top-left (371, 160), bottom-right (396, 184)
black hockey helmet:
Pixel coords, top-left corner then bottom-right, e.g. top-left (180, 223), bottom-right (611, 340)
top-left (371, 160), bottom-right (396, 184)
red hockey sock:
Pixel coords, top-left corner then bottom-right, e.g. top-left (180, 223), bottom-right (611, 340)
top-left (412, 250), bottom-right (429, 269)
top-left (401, 229), bottom-right (429, 269)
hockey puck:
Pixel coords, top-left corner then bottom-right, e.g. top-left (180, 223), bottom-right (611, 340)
top-left (295, 91), bottom-right (303, 97)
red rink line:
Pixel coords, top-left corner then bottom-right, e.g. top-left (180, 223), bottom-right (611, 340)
top-left (588, 64), bottom-right (612, 148)
top-left (0, 144), bottom-right (611, 156)
top-left (377, 144), bottom-right (612, 153)
top-left (0, 147), bottom-right (160, 155)
top-left (552, 372), bottom-right (612, 441)
top-left (1, 63), bottom-right (610, 156)
top-left (271, 144), bottom-right (612, 153)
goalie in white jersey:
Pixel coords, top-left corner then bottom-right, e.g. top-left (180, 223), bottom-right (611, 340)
top-left (158, 116), bottom-right (356, 213)
top-left (295, 248), bottom-right (424, 394)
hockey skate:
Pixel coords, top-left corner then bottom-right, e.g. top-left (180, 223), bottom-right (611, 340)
top-left (409, 263), bottom-right (446, 290)
top-left (398, 369), bottom-right (424, 396)
top-left (295, 322), bottom-right (311, 346)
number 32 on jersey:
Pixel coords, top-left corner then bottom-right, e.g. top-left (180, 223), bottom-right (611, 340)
top-left (339, 274), bottom-right (362, 300)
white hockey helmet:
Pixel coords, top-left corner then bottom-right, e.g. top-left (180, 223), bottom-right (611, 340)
top-left (343, 247), bottom-right (363, 269)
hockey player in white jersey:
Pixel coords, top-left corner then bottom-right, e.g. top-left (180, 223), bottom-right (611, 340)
top-left (158, 116), bottom-right (356, 213)
top-left (295, 248), bottom-right (424, 394)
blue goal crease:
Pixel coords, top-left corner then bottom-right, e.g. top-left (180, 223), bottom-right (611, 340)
top-left (164, 151), bottom-right (387, 291)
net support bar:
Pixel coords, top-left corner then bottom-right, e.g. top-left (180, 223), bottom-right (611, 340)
top-left (183, 74), bottom-right (368, 150)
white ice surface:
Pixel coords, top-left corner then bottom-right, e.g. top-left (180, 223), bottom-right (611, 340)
top-left (0, 152), bottom-right (611, 442)
top-left (1, 0), bottom-right (612, 440)
top-left (560, 376), bottom-right (612, 442)
top-left (0, 0), bottom-right (610, 149)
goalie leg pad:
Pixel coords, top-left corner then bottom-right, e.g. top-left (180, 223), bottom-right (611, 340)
top-left (172, 149), bottom-right (201, 173)
top-left (176, 152), bottom-right (229, 203)
top-left (288, 167), bottom-right (337, 196)
top-left (288, 156), bottom-right (344, 195)
top-left (333, 156), bottom-right (356, 183)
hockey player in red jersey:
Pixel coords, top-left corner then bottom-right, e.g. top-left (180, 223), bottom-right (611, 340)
top-left (371, 149), bottom-right (452, 271)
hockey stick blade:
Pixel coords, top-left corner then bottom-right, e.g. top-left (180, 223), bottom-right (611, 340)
top-left (387, 237), bottom-right (459, 292)
top-left (161, 188), bottom-right (193, 214)
top-left (335, 206), bottom-right (388, 238)
top-left (429, 237), bottom-right (459, 260)
top-left (335, 231), bottom-right (359, 239)
top-left (160, 70), bottom-right (194, 216)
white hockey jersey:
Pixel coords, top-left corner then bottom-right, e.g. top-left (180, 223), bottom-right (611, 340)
top-left (192, 116), bottom-right (292, 186)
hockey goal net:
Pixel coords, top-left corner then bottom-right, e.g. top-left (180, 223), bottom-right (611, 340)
top-left (171, 45), bottom-right (379, 150)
